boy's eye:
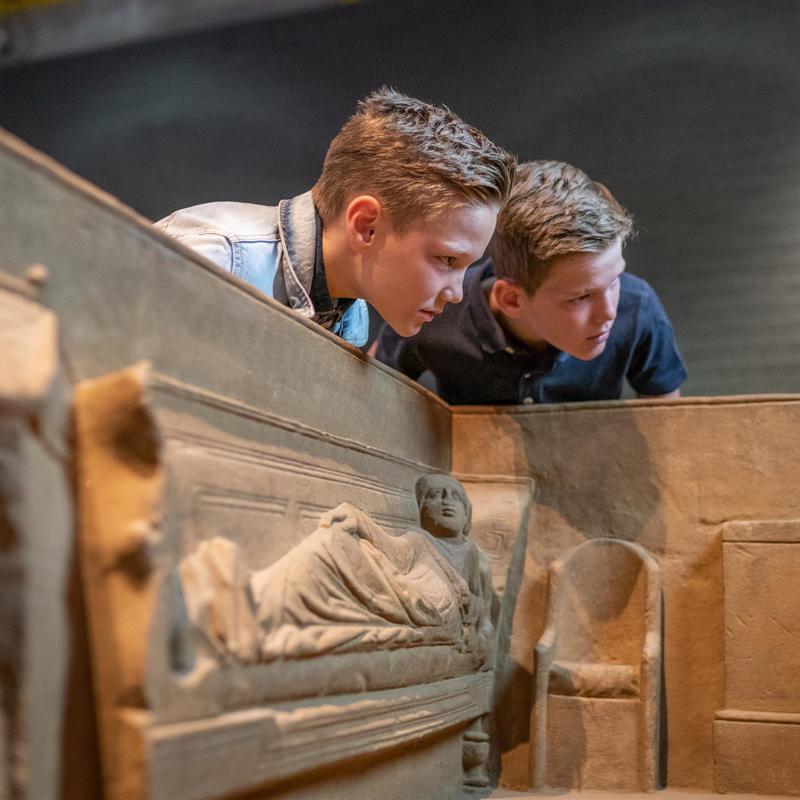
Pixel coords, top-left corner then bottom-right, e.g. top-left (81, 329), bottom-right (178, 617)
top-left (569, 293), bottom-right (591, 305)
top-left (438, 256), bottom-right (457, 269)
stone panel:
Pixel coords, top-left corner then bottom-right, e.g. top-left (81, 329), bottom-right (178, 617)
top-left (546, 695), bottom-right (640, 791)
top-left (714, 715), bottom-right (800, 796)
top-left (74, 361), bottom-right (479, 799)
top-left (722, 538), bottom-right (800, 712)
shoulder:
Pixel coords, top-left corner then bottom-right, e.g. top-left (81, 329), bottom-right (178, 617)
top-left (619, 272), bottom-right (658, 303)
top-left (618, 272), bottom-right (671, 325)
top-left (155, 201), bottom-right (280, 241)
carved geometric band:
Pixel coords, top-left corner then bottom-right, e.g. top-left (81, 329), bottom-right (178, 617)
top-left (144, 672), bottom-right (493, 800)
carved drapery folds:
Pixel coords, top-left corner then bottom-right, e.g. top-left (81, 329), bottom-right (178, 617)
top-left (180, 502), bottom-right (493, 667)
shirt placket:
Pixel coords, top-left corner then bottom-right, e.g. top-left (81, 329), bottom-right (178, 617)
top-left (519, 369), bottom-right (539, 405)
top-left (518, 358), bottom-right (558, 404)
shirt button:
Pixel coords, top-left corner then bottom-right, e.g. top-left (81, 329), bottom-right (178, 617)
top-left (522, 397), bottom-right (534, 404)
top-left (523, 372), bottom-right (531, 379)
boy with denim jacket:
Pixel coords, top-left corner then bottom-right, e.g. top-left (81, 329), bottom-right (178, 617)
top-left (156, 88), bottom-right (515, 347)
top-left (376, 160), bottom-right (686, 402)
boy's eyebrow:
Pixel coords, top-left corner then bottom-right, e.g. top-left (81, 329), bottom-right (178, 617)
top-left (434, 242), bottom-right (472, 256)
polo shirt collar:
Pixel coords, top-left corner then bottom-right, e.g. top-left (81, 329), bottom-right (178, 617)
top-left (467, 262), bottom-right (514, 355)
top-left (467, 261), bottom-right (570, 365)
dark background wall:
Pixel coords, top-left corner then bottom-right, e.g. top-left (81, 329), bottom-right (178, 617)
top-left (1, 0), bottom-right (799, 396)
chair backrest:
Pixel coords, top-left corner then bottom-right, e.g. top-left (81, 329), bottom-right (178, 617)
top-left (549, 539), bottom-right (657, 665)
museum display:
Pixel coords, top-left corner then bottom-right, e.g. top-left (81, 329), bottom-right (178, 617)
top-left (1, 126), bottom-right (798, 798)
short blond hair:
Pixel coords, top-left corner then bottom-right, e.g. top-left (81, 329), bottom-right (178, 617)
top-left (490, 160), bottom-right (633, 293)
top-left (312, 87), bottom-right (516, 230)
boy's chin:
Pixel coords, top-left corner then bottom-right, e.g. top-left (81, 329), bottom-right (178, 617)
top-left (570, 342), bottom-right (608, 361)
top-left (388, 318), bottom-right (424, 337)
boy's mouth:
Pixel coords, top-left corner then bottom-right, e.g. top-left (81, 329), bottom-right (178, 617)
top-left (418, 307), bottom-right (440, 322)
top-left (587, 327), bottom-right (612, 343)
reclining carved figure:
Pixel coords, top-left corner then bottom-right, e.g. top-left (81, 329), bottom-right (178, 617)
top-left (179, 475), bottom-right (494, 668)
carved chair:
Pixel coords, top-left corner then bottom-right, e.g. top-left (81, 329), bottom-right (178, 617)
top-left (531, 538), bottom-right (661, 791)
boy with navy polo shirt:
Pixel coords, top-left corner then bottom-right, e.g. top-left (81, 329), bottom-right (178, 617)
top-left (156, 89), bottom-right (515, 348)
top-left (376, 160), bottom-right (686, 404)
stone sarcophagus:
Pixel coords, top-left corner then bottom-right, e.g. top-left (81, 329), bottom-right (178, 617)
top-left (72, 364), bottom-right (496, 800)
top-left (531, 538), bottom-right (662, 792)
top-left (0, 127), bottom-right (512, 800)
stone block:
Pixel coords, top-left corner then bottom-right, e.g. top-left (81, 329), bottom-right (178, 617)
top-left (714, 713), bottom-right (800, 796)
top-left (722, 539), bottom-right (800, 712)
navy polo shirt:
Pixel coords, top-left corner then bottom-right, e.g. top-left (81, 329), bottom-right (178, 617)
top-left (376, 261), bottom-right (687, 405)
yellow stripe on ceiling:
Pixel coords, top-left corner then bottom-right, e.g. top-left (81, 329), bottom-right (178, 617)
top-left (0, 0), bottom-right (70, 19)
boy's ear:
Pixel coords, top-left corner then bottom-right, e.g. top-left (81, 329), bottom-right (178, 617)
top-left (345, 195), bottom-right (382, 249)
top-left (491, 278), bottom-right (529, 319)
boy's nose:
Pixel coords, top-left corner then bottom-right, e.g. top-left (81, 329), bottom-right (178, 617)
top-left (593, 292), bottom-right (617, 323)
top-left (440, 270), bottom-right (466, 305)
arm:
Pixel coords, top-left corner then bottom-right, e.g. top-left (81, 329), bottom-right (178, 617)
top-left (637, 387), bottom-right (681, 399)
top-left (320, 502), bottom-right (413, 566)
top-left (627, 282), bottom-right (687, 397)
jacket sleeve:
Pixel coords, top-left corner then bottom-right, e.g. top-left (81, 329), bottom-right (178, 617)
top-left (374, 324), bottom-right (427, 379)
top-left (155, 212), bottom-right (235, 273)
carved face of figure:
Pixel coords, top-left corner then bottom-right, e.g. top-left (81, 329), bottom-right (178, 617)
top-left (418, 475), bottom-right (469, 539)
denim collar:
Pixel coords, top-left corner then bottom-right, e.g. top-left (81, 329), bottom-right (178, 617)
top-left (277, 192), bottom-right (316, 317)
top-left (310, 207), bottom-right (354, 328)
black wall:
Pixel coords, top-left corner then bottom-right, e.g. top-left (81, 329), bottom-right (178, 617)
top-left (2, 0), bottom-right (799, 395)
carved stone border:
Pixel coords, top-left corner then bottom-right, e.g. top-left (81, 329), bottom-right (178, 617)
top-left (132, 671), bottom-right (493, 800)
top-left (151, 371), bottom-right (442, 473)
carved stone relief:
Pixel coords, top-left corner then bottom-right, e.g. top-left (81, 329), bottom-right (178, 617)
top-left (179, 501), bottom-right (491, 666)
top-left (531, 538), bottom-right (662, 792)
top-left (177, 473), bottom-right (498, 794)
top-left (457, 475), bottom-right (534, 605)
top-left (714, 519), bottom-right (800, 796)
top-left (74, 362), bottom-right (496, 800)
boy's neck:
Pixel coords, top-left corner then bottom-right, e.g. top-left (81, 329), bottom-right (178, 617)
top-left (321, 223), bottom-right (359, 300)
top-left (486, 282), bottom-right (549, 352)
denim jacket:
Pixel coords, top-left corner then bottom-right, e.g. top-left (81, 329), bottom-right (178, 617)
top-left (155, 191), bottom-right (369, 347)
